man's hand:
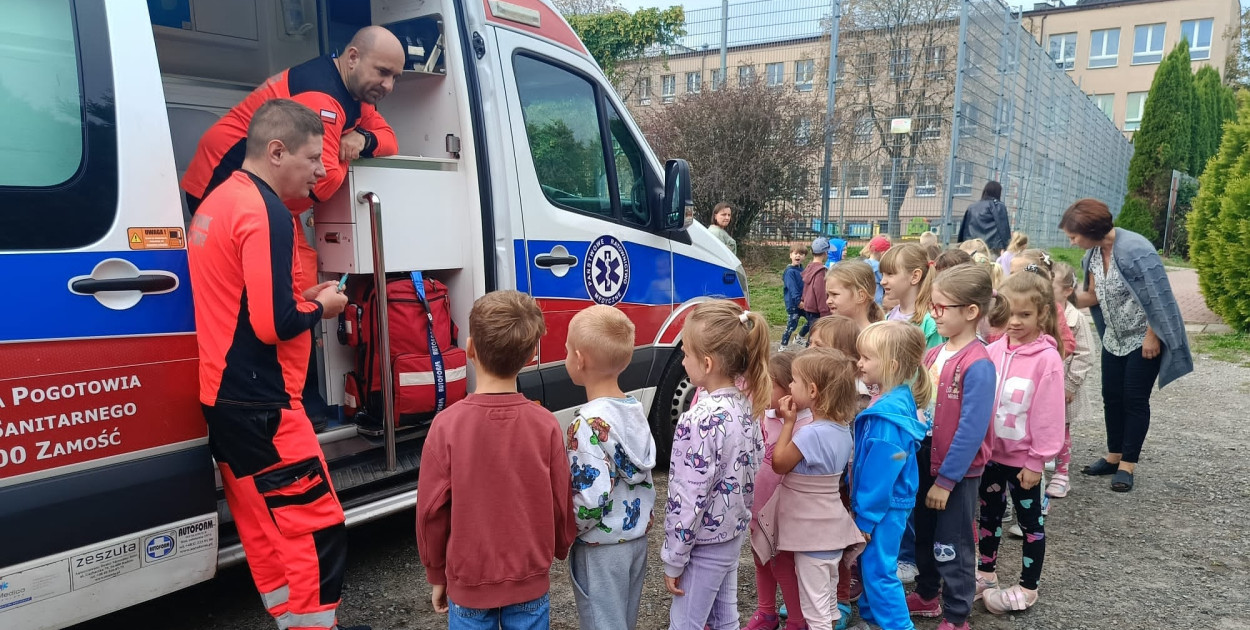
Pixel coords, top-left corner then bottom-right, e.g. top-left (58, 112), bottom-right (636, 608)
top-left (302, 280), bottom-right (338, 302)
top-left (1018, 468), bottom-right (1042, 490)
top-left (314, 283), bottom-right (349, 319)
top-left (431, 584), bottom-right (449, 614)
top-left (926, 485), bottom-right (951, 511)
top-left (665, 574), bottom-right (685, 596)
top-left (340, 128), bottom-right (367, 162)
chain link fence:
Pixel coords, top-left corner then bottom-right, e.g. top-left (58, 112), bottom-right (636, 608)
top-left (625, 0), bottom-right (1131, 248)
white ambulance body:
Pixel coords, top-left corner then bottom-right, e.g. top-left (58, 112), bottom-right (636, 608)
top-left (0, 0), bottom-right (747, 628)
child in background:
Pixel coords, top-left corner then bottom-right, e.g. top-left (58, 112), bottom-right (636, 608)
top-left (924, 244), bottom-right (942, 264)
top-left (864, 235), bottom-right (892, 304)
top-left (848, 321), bottom-right (931, 630)
top-left (958, 239), bottom-right (992, 262)
top-left (745, 352), bottom-right (809, 630)
top-left (1046, 262), bottom-right (1095, 499)
top-left (824, 237), bottom-right (849, 267)
top-left (905, 264), bottom-right (998, 630)
top-left (919, 231), bottom-right (938, 250)
top-left (997, 232), bottom-right (1029, 275)
top-left (417, 291), bottom-right (577, 626)
top-left (808, 315), bottom-right (861, 352)
top-left (782, 243), bottom-right (814, 350)
top-left (879, 243), bottom-right (942, 349)
top-left (1009, 254), bottom-right (1075, 357)
top-left (934, 249), bottom-right (972, 274)
top-left (564, 305), bottom-right (656, 630)
top-left (663, 300), bottom-right (768, 630)
top-left (802, 238), bottom-right (833, 321)
top-left (770, 348), bottom-right (865, 630)
top-left (976, 272), bottom-right (1067, 614)
top-left (827, 261), bottom-right (886, 331)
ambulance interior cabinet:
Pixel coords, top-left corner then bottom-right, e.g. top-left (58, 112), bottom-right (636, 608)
top-left (315, 156), bottom-right (467, 274)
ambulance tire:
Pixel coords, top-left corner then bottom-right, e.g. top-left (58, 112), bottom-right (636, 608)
top-left (650, 346), bottom-right (695, 471)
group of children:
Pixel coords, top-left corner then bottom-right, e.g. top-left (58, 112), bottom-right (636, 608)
top-left (414, 229), bottom-right (1094, 630)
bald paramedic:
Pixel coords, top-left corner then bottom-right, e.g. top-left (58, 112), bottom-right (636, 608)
top-left (187, 99), bottom-right (367, 630)
top-left (182, 25), bottom-right (405, 289)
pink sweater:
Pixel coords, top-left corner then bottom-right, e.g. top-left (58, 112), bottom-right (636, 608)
top-left (985, 334), bottom-right (1067, 473)
top-left (752, 408), bottom-right (814, 521)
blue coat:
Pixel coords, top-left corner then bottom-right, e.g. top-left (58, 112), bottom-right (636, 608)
top-left (851, 385), bottom-right (928, 534)
top-left (783, 265), bottom-right (804, 311)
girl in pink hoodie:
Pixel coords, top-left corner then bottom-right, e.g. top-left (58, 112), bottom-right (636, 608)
top-left (976, 268), bottom-right (1067, 615)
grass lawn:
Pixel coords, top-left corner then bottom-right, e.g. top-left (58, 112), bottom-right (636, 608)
top-left (742, 245), bottom-right (792, 328)
top-left (1048, 246), bottom-right (1193, 270)
top-left (1191, 332), bottom-right (1250, 367)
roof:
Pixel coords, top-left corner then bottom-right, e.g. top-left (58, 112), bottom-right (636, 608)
top-left (1023, 0), bottom-right (1174, 16)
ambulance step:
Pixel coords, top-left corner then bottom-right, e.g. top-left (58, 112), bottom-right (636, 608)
top-left (330, 449), bottom-right (422, 492)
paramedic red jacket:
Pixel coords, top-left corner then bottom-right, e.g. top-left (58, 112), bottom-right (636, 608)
top-left (181, 54), bottom-right (398, 213)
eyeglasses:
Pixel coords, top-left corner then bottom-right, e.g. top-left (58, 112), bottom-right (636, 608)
top-left (930, 302), bottom-right (970, 317)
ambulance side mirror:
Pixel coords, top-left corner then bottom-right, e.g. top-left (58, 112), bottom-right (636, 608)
top-left (662, 159), bottom-right (693, 232)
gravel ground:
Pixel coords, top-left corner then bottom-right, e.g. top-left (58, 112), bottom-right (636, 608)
top-left (74, 349), bottom-right (1250, 630)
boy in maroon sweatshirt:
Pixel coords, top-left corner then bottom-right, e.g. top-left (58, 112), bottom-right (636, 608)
top-left (417, 291), bottom-right (577, 628)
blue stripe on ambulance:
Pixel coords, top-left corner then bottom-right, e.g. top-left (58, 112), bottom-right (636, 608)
top-left (0, 250), bottom-right (194, 342)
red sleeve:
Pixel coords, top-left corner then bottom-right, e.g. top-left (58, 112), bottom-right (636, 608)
top-left (237, 191), bottom-right (322, 344)
top-left (816, 268), bottom-right (831, 316)
top-left (416, 422), bottom-right (452, 585)
top-left (548, 420), bottom-right (577, 561)
top-left (288, 92), bottom-right (348, 203)
top-left (357, 104), bottom-right (398, 157)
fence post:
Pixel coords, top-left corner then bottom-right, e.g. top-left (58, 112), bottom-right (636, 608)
top-left (942, 0), bottom-right (972, 246)
top-left (720, 0), bottom-right (728, 84)
top-left (819, 0), bottom-right (842, 234)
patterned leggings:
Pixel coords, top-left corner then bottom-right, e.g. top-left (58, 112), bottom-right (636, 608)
top-left (977, 462), bottom-right (1046, 590)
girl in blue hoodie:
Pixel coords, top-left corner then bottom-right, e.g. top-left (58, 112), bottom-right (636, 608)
top-left (849, 321), bottom-right (932, 630)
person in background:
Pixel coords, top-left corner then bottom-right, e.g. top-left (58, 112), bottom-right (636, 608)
top-left (782, 243), bottom-right (815, 351)
top-left (802, 238), bottom-right (833, 321)
top-left (708, 202), bottom-right (737, 254)
top-left (958, 181), bottom-right (1011, 254)
top-left (997, 231), bottom-right (1029, 275)
top-left (863, 235), bottom-right (892, 304)
top-left (825, 236), bottom-right (849, 267)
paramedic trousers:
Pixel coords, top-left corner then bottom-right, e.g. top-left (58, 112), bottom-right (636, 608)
top-left (203, 405), bottom-right (348, 630)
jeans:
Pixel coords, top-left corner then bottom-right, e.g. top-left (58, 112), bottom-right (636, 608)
top-left (782, 309), bottom-right (818, 345)
top-left (448, 594), bottom-right (549, 630)
top-left (1101, 346), bottom-right (1162, 463)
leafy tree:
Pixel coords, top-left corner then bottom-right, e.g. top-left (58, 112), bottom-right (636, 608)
top-left (1223, 6), bottom-right (1250, 88)
top-left (561, 6), bottom-right (686, 102)
top-left (1190, 97), bottom-right (1250, 330)
top-left (638, 81), bottom-right (826, 244)
top-left (1114, 196), bottom-right (1158, 245)
top-left (1194, 66), bottom-right (1236, 176)
top-left (1125, 40), bottom-right (1194, 245)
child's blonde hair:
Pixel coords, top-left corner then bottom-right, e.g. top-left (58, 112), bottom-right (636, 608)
top-left (856, 321), bottom-right (932, 409)
top-left (1051, 261), bottom-right (1079, 305)
top-left (469, 291), bottom-right (546, 377)
top-left (879, 243), bottom-right (934, 325)
top-left (792, 347), bottom-right (859, 425)
top-left (1007, 231), bottom-right (1029, 254)
top-left (568, 305), bottom-right (635, 376)
top-left (808, 315), bottom-right (861, 359)
top-left (918, 231), bottom-right (938, 248)
top-left (959, 238), bottom-right (991, 260)
top-left (1014, 248), bottom-right (1054, 275)
top-left (990, 270), bottom-right (1067, 358)
top-left (685, 300), bottom-right (772, 417)
top-left (826, 261), bottom-right (885, 322)
top-left (932, 263), bottom-right (993, 323)
top-left (973, 251), bottom-right (1005, 288)
top-left (769, 350), bottom-right (798, 390)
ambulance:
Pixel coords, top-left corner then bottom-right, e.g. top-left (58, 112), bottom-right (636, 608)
top-left (0, 0), bottom-right (748, 627)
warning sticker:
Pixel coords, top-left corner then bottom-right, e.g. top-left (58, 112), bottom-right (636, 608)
top-left (0, 560), bottom-right (71, 612)
top-left (127, 227), bottom-right (185, 250)
top-left (70, 540), bottom-right (140, 590)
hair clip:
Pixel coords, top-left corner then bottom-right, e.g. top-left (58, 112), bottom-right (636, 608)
top-left (928, 260), bottom-right (936, 267)
top-left (739, 310), bottom-right (751, 324)
top-left (1024, 264), bottom-right (1042, 274)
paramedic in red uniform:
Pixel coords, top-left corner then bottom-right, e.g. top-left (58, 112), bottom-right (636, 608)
top-left (186, 99), bottom-right (366, 630)
top-left (182, 25), bottom-right (405, 291)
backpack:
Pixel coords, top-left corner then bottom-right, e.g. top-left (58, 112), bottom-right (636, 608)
top-left (339, 271), bottom-right (467, 434)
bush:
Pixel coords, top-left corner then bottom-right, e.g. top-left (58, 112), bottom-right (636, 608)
top-left (1115, 196), bottom-right (1158, 244)
top-left (1190, 97), bottom-right (1250, 331)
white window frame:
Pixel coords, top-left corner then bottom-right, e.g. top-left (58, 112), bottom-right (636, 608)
top-left (855, 114), bottom-right (874, 144)
top-left (1125, 91), bottom-right (1147, 131)
top-left (890, 47), bottom-right (912, 81)
top-left (995, 98), bottom-right (1013, 136)
top-left (685, 71), bottom-right (701, 94)
top-left (1181, 19), bottom-right (1213, 61)
top-left (1133, 23), bottom-right (1165, 65)
top-left (796, 117), bottom-right (813, 146)
top-left (711, 68), bottom-right (724, 91)
top-left (848, 164), bottom-right (870, 198)
top-left (1088, 28), bottom-right (1119, 68)
top-left (766, 62), bottom-right (785, 87)
top-left (795, 59), bottom-right (815, 91)
top-left (953, 160), bottom-right (973, 197)
top-left (960, 101), bottom-right (979, 136)
top-left (738, 64), bottom-right (755, 87)
top-left (1048, 33), bottom-right (1077, 71)
top-left (826, 165), bottom-right (840, 198)
top-left (856, 52), bottom-right (877, 86)
top-left (920, 105), bottom-right (942, 140)
top-left (1093, 93), bottom-right (1114, 120)
top-left (880, 163), bottom-right (898, 197)
top-left (638, 77), bottom-right (651, 105)
top-left (661, 74), bottom-right (676, 103)
top-left (924, 45), bottom-right (947, 78)
top-left (915, 164), bottom-right (938, 197)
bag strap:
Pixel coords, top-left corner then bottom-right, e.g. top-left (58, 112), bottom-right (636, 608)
top-left (410, 271), bottom-right (448, 413)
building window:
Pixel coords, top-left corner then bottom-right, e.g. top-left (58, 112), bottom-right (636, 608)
top-left (661, 74), bottom-right (676, 103)
top-left (1182, 19), bottom-right (1214, 61)
top-left (1048, 33), bottom-right (1077, 71)
top-left (880, 162), bottom-right (899, 197)
top-left (836, 57), bottom-right (846, 82)
top-left (796, 117), bottom-right (813, 145)
top-left (795, 59), bottom-right (815, 91)
top-left (847, 163), bottom-right (870, 198)
top-left (855, 52), bottom-right (878, 86)
top-left (711, 68), bottom-right (724, 91)
top-left (738, 64), bottom-right (755, 87)
top-left (637, 77), bottom-right (651, 105)
top-left (1089, 28), bottom-right (1119, 68)
top-left (995, 98), bottom-right (1013, 135)
top-left (919, 104), bottom-right (942, 140)
top-left (890, 48), bottom-right (912, 81)
top-left (825, 165), bottom-right (840, 198)
top-left (1125, 91), bottom-right (1147, 131)
top-left (959, 101), bottom-right (979, 136)
top-left (915, 164), bottom-right (938, 197)
top-left (953, 160), bottom-right (974, 197)
top-left (686, 71), bottom-right (701, 94)
top-left (1093, 93), bottom-right (1114, 121)
top-left (1133, 24), bottom-right (1165, 65)
top-left (766, 62), bottom-right (785, 87)
top-left (855, 114), bottom-right (874, 144)
top-left (923, 45), bottom-right (947, 79)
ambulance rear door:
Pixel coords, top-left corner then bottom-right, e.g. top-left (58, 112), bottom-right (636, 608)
top-left (0, 2), bottom-right (217, 628)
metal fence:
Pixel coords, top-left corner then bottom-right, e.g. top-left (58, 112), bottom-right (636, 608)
top-left (626, 0), bottom-right (1131, 248)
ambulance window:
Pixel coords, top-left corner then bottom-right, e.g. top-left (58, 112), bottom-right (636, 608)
top-left (0, 0), bottom-right (117, 250)
top-left (607, 104), bottom-right (650, 228)
top-left (514, 55), bottom-right (613, 219)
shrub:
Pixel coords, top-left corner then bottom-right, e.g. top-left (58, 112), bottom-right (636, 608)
top-left (1115, 196), bottom-right (1158, 244)
top-left (1190, 98), bottom-right (1250, 331)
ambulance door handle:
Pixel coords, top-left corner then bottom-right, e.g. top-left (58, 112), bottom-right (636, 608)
top-left (71, 275), bottom-right (177, 294)
top-left (535, 254), bottom-right (577, 268)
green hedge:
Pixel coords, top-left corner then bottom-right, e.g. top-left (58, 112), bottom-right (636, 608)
top-left (1190, 96), bottom-right (1250, 331)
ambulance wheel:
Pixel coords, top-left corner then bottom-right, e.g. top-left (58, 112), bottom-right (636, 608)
top-left (650, 347), bottom-right (695, 471)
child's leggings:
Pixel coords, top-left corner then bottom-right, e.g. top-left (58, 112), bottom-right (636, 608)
top-left (751, 550), bottom-right (805, 627)
top-left (857, 508), bottom-right (915, 630)
top-left (668, 534), bottom-right (743, 630)
top-left (1054, 424), bottom-right (1072, 476)
top-left (977, 462), bottom-right (1046, 590)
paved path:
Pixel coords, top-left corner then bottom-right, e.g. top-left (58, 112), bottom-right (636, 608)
top-left (1166, 267), bottom-right (1231, 332)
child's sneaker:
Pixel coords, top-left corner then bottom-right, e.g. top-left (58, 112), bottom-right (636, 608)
top-left (905, 591), bottom-right (942, 618)
top-left (896, 561), bottom-right (919, 584)
top-left (743, 610), bottom-right (780, 630)
top-left (778, 343), bottom-right (790, 353)
top-left (983, 584), bottom-right (1039, 614)
top-left (937, 620), bottom-right (971, 630)
top-left (835, 602), bottom-right (852, 630)
top-left (1046, 473), bottom-right (1070, 498)
top-left (1007, 522), bottom-right (1023, 538)
top-left (974, 571), bottom-right (998, 601)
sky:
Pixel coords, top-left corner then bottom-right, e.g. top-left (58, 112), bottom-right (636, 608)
top-left (617, 0), bottom-right (1035, 9)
